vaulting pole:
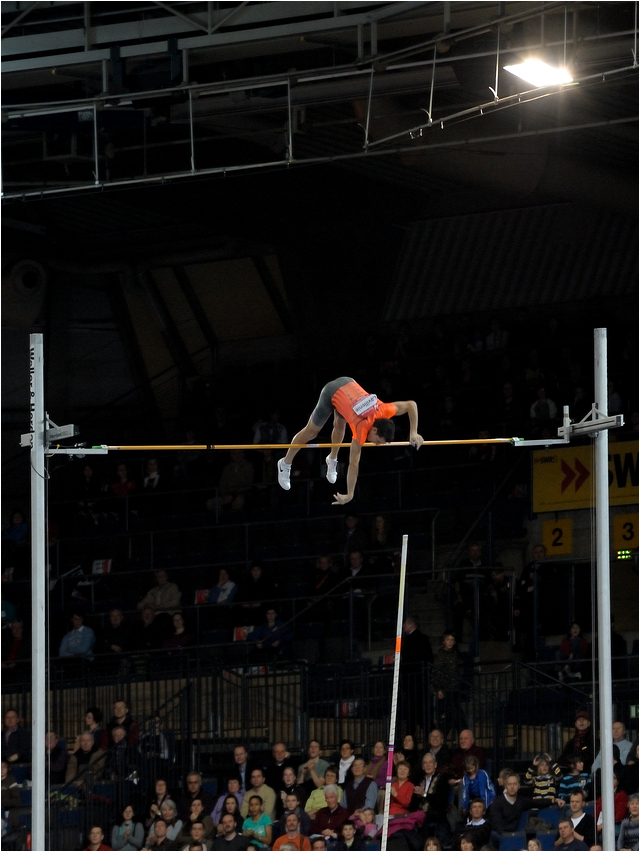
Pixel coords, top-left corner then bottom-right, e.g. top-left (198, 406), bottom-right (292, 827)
top-left (594, 328), bottom-right (615, 852)
top-left (381, 534), bottom-right (409, 852)
top-left (29, 333), bottom-right (47, 852)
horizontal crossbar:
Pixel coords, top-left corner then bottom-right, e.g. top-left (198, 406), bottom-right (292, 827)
top-left (93, 438), bottom-right (516, 451)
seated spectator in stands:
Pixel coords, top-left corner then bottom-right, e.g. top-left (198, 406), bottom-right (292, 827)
top-left (211, 792), bottom-right (244, 837)
top-left (1, 708), bottom-right (31, 763)
top-left (59, 610), bottom-right (95, 659)
top-left (334, 514), bottom-right (368, 569)
top-left (163, 611), bottom-right (195, 650)
top-left (2, 619), bottom-right (31, 670)
top-left (45, 731), bottom-right (69, 784)
top-left (97, 609), bottom-right (132, 656)
top-left (146, 778), bottom-right (172, 829)
top-left (1, 759), bottom-right (21, 829)
top-left (75, 462), bottom-right (104, 522)
top-left (369, 514), bottom-right (397, 574)
top-left (272, 812), bottom-right (310, 851)
top-left (389, 760), bottom-right (414, 815)
top-left (209, 569), bottom-right (238, 605)
top-left (265, 741), bottom-right (296, 791)
top-left (349, 806), bottom-right (377, 841)
top-left (364, 741), bottom-right (388, 789)
top-left (558, 790), bottom-right (595, 849)
top-left (595, 773), bottom-right (628, 840)
top-left (242, 794), bottom-right (273, 849)
top-left (142, 817), bottom-right (172, 850)
top-left (211, 812), bottom-right (251, 850)
top-left (297, 740), bottom-right (330, 795)
top-left (461, 756), bottom-right (495, 814)
top-left (1, 509), bottom-right (29, 576)
top-left (137, 570), bottom-right (182, 616)
top-left (487, 772), bottom-right (535, 846)
top-left (304, 766), bottom-right (342, 819)
top-left (334, 820), bottom-right (365, 851)
top-left (334, 741), bottom-right (356, 786)
top-left (142, 457), bottom-right (165, 493)
top-left (110, 463), bottom-right (136, 498)
top-left (179, 772), bottom-right (217, 821)
top-left (213, 450), bottom-right (254, 514)
top-left (240, 769), bottom-right (276, 821)
top-left (178, 800), bottom-right (215, 845)
top-left (530, 386), bottom-right (558, 434)
top-left (454, 798), bottom-right (491, 850)
top-left (617, 794), bottom-right (640, 852)
top-left (557, 756), bottom-right (591, 804)
top-left (253, 410), bottom-right (288, 445)
top-left (310, 784), bottom-right (348, 841)
top-left (555, 623), bottom-right (588, 682)
top-left (247, 607), bottom-right (293, 660)
top-left (84, 824), bottom-right (113, 851)
top-left (104, 700), bottom-right (139, 747)
top-left (340, 757), bottom-right (377, 818)
top-left (524, 752), bottom-right (562, 807)
top-left (111, 804), bottom-right (145, 851)
top-left (309, 556), bottom-right (339, 622)
top-left (555, 816), bottom-right (588, 850)
top-left (66, 731), bottom-right (105, 788)
top-left (156, 801), bottom-right (182, 842)
top-left (593, 721), bottom-right (633, 773)
top-left (432, 633), bottom-right (465, 740)
top-left (340, 550), bottom-right (375, 636)
top-left (138, 717), bottom-right (172, 783)
top-left (620, 742), bottom-right (639, 796)
top-left (396, 734), bottom-right (420, 774)
top-left (237, 562), bottom-right (276, 611)
top-left (426, 730), bottom-right (453, 775)
top-left (131, 607), bottom-right (168, 652)
top-left (277, 791), bottom-right (312, 838)
top-left (105, 726), bottom-right (138, 784)
top-left (558, 710), bottom-right (595, 772)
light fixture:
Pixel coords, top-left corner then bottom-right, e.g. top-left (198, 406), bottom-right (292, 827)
top-left (504, 59), bottom-right (573, 87)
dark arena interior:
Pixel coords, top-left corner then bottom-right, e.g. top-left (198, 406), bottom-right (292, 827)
top-left (1, 2), bottom-right (638, 850)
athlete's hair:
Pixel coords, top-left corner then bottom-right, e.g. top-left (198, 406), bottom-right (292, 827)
top-left (373, 418), bottom-right (395, 442)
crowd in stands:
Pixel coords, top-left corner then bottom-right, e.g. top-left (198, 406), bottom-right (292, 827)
top-left (2, 701), bottom-right (639, 850)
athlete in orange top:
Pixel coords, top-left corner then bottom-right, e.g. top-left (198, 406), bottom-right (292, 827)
top-left (277, 376), bottom-right (424, 505)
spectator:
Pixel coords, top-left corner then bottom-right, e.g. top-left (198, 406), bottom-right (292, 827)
top-left (335, 741), bottom-right (356, 785)
top-left (59, 610), bottom-right (95, 659)
top-left (214, 793), bottom-right (243, 834)
top-left (396, 734), bottom-right (420, 774)
top-left (138, 717), bottom-right (172, 783)
top-left (276, 791), bottom-right (312, 838)
top-left (1, 509), bottom-right (29, 576)
top-left (179, 772), bottom-right (217, 821)
top-left (513, 543), bottom-right (549, 660)
top-left (156, 801), bottom-right (182, 842)
top-left (137, 570), bottom-right (182, 616)
top-left (272, 812), bottom-right (310, 851)
top-left (481, 567), bottom-right (512, 642)
top-left (276, 766), bottom-right (308, 818)
top-left (231, 744), bottom-right (256, 793)
top-left (561, 790), bottom-right (595, 849)
top-left (557, 756), bottom-right (590, 804)
top-left (426, 729), bottom-right (453, 774)
top-left (334, 820), bottom-right (365, 851)
top-left (110, 463), bottom-right (136, 498)
top-left (241, 794), bottom-right (272, 849)
top-left (617, 794), bottom-right (640, 852)
top-left (247, 607), bottom-right (293, 660)
top-left (66, 731), bottom-right (105, 788)
top-left (104, 726), bottom-right (137, 786)
top-left (214, 450), bottom-right (254, 513)
top-left (555, 623), bottom-right (588, 682)
top-left (1, 759), bottom-right (20, 829)
top-left (401, 615), bottom-right (433, 737)
top-left (141, 817), bottom-right (172, 850)
top-left (389, 760), bottom-right (414, 815)
top-left (454, 798), bottom-right (491, 850)
top-left (432, 632), bottom-right (465, 739)
top-left (620, 742), bottom-right (639, 796)
top-left (253, 410), bottom-right (288, 445)
top-left (97, 609), bottom-right (132, 656)
top-left (1, 708), bottom-right (31, 763)
top-left (364, 741), bottom-right (387, 789)
top-left (209, 569), bottom-right (238, 605)
top-left (340, 756), bottom-right (378, 816)
top-left (177, 800), bottom-right (215, 845)
top-left (45, 731), bottom-right (69, 784)
top-left (349, 807), bottom-right (377, 841)
top-left (297, 740), bottom-right (330, 795)
top-left (524, 752), bottom-right (562, 807)
top-left (593, 722), bottom-right (633, 772)
top-left (594, 773), bottom-right (628, 838)
top-left (145, 778), bottom-right (172, 829)
top-left (461, 755), bottom-right (495, 813)
top-left (237, 563), bottom-right (276, 610)
top-left (131, 607), bottom-right (167, 652)
top-left (334, 514), bottom-right (368, 569)
top-left (112, 804), bottom-right (145, 851)
top-left (264, 741), bottom-right (296, 791)
top-left (487, 772), bottom-right (535, 845)
top-left (530, 386), bottom-right (558, 434)
top-left (163, 611), bottom-right (195, 650)
top-left (558, 710), bottom-right (595, 773)
top-left (210, 812), bottom-right (250, 850)
top-left (85, 825), bottom-right (113, 851)
top-left (2, 620), bottom-right (31, 670)
top-left (555, 816), bottom-right (588, 850)
top-left (212, 777), bottom-right (245, 824)
top-left (309, 784), bottom-right (348, 841)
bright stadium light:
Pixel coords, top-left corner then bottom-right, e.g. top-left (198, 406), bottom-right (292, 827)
top-left (504, 58), bottom-right (573, 87)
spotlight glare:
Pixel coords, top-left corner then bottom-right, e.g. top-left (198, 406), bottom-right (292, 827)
top-left (504, 59), bottom-right (573, 87)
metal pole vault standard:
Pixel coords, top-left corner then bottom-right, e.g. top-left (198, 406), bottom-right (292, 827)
top-left (594, 328), bottom-right (615, 852)
top-left (380, 534), bottom-right (409, 852)
top-left (29, 334), bottom-right (47, 852)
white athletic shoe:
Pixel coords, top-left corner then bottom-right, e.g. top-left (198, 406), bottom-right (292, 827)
top-left (277, 458), bottom-right (291, 490)
top-left (325, 455), bottom-right (338, 484)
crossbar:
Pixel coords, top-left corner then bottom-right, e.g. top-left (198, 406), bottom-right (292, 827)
top-left (95, 438), bottom-right (516, 451)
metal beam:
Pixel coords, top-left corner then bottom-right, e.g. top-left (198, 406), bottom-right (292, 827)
top-left (171, 264), bottom-right (219, 362)
top-left (153, 1), bottom-right (209, 34)
top-left (1, 0), bottom-right (42, 37)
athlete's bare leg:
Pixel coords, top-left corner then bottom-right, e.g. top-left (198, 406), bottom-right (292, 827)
top-left (327, 411), bottom-right (346, 461)
top-left (283, 418), bottom-right (321, 465)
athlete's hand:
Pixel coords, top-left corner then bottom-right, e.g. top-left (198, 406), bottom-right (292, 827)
top-left (332, 492), bottom-right (353, 505)
top-left (410, 433), bottom-right (424, 449)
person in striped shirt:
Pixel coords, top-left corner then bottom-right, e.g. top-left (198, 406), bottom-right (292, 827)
top-left (525, 752), bottom-right (563, 806)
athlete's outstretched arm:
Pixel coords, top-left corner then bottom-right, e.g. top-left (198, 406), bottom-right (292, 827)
top-left (392, 400), bottom-right (424, 449)
top-left (332, 440), bottom-right (362, 505)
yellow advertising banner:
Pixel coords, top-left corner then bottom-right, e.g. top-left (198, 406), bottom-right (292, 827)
top-left (532, 440), bottom-right (638, 513)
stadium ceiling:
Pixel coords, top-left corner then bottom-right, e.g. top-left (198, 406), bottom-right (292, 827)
top-left (1, 1), bottom-right (638, 210)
